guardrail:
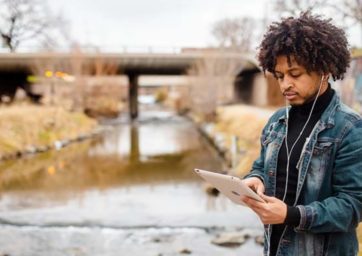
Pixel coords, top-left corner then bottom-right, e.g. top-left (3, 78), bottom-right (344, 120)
top-left (0, 45), bottom-right (202, 54)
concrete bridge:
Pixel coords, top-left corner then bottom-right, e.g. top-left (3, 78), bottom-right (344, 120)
top-left (0, 51), bottom-right (262, 118)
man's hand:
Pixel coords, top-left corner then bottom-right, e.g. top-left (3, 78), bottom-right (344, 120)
top-left (242, 194), bottom-right (287, 225)
top-left (242, 177), bottom-right (265, 196)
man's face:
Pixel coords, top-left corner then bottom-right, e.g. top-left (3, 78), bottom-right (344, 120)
top-left (274, 55), bottom-right (327, 106)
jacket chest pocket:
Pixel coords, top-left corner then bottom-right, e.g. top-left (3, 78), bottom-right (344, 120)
top-left (306, 141), bottom-right (334, 198)
top-left (312, 141), bottom-right (334, 171)
top-left (313, 141), bottom-right (333, 156)
top-left (262, 131), bottom-right (280, 166)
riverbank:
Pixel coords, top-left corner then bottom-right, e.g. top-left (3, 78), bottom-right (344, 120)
top-left (0, 108), bottom-right (265, 256)
top-left (0, 104), bottom-right (98, 161)
top-left (196, 104), bottom-right (362, 254)
top-left (191, 104), bottom-right (274, 176)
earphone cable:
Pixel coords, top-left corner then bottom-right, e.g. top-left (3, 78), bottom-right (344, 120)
top-left (282, 76), bottom-right (325, 202)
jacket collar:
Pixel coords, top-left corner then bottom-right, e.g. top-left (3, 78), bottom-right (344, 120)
top-left (318, 92), bottom-right (339, 128)
top-left (277, 92), bottom-right (339, 128)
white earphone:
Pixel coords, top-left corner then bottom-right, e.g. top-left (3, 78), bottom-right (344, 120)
top-left (265, 75), bottom-right (327, 256)
top-left (283, 74), bottom-right (325, 200)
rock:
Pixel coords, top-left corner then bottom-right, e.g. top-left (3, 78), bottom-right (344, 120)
top-left (179, 248), bottom-right (192, 254)
top-left (255, 235), bottom-right (264, 246)
top-left (214, 133), bottom-right (225, 148)
top-left (237, 228), bottom-right (261, 238)
top-left (201, 123), bottom-right (214, 135)
top-left (152, 238), bottom-right (161, 243)
top-left (92, 127), bottom-right (105, 135)
top-left (54, 140), bottom-right (63, 150)
top-left (76, 133), bottom-right (89, 141)
top-left (62, 139), bottom-right (70, 146)
top-left (211, 232), bottom-right (247, 248)
top-left (25, 145), bottom-right (37, 154)
top-left (37, 146), bottom-right (48, 153)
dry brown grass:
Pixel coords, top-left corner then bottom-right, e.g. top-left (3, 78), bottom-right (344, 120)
top-left (215, 104), bottom-right (362, 253)
top-left (358, 224), bottom-right (362, 256)
top-left (84, 96), bottom-right (124, 118)
top-left (0, 104), bottom-right (97, 156)
top-left (214, 104), bottom-right (274, 175)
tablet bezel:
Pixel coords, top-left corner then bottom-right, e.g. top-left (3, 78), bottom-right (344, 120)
top-left (194, 168), bottom-right (265, 206)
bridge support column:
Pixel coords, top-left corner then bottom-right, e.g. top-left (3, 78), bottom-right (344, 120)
top-left (128, 73), bottom-right (139, 120)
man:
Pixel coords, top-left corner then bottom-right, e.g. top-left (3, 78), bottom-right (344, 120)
top-left (242, 12), bottom-right (362, 256)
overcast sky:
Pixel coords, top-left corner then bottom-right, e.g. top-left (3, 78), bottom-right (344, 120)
top-left (47, 0), bottom-right (360, 51)
top-left (47, 0), bottom-right (271, 50)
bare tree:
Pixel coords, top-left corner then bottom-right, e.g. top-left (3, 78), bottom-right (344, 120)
top-left (272, 0), bottom-right (346, 30)
top-left (212, 17), bottom-right (257, 52)
top-left (327, 0), bottom-right (362, 24)
top-left (272, 0), bottom-right (362, 45)
top-left (273, 0), bottom-right (362, 25)
top-left (0, 0), bottom-right (68, 52)
top-left (330, 0), bottom-right (362, 45)
top-left (273, 0), bottom-right (328, 16)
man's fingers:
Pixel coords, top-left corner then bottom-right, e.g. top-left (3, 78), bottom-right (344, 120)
top-left (259, 194), bottom-right (276, 203)
top-left (243, 196), bottom-right (265, 210)
top-left (256, 187), bottom-right (265, 196)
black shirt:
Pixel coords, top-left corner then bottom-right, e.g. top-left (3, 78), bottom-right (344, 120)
top-left (269, 85), bottom-right (334, 256)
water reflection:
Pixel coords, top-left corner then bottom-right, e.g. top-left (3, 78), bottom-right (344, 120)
top-left (0, 112), bottom-right (263, 255)
top-left (0, 114), bottom-right (224, 196)
top-left (90, 117), bottom-right (200, 159)
top-left (130, 123), bottom-right (140, 163)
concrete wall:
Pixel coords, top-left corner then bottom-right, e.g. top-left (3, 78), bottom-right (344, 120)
top-left (251, 73), bottom-right (268, 106)
top-left (234, 69), bottom-right (284, 107)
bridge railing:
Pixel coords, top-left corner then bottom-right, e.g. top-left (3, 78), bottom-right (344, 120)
top-left (0, 45), bottom-right (196, 54)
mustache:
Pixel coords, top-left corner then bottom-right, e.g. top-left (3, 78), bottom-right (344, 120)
top-left (282, 89), bottom-right (298, 96)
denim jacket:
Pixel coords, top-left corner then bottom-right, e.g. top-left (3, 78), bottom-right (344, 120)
top-left (244, 93), bottom-right (362, 256)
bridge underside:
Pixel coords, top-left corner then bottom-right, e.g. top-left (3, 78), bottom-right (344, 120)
top-left (0, 52), bottom-right (261, 117)
top-left (0, 69), bottom-right (42, 103)
top-left (124, 67), bottom-right (188, 119)
top-left (0, 61), bottom-right (188, 116)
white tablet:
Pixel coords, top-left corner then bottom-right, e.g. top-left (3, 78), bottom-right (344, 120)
top-left (194, 168), bottom-right (265, 206)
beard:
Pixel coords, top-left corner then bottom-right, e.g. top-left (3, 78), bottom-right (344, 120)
top-left (285, 86), bottom-right (323, 107)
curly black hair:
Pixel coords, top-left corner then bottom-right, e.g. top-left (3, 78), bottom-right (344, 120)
top-left (258, 12), bottom-right (350, 80)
